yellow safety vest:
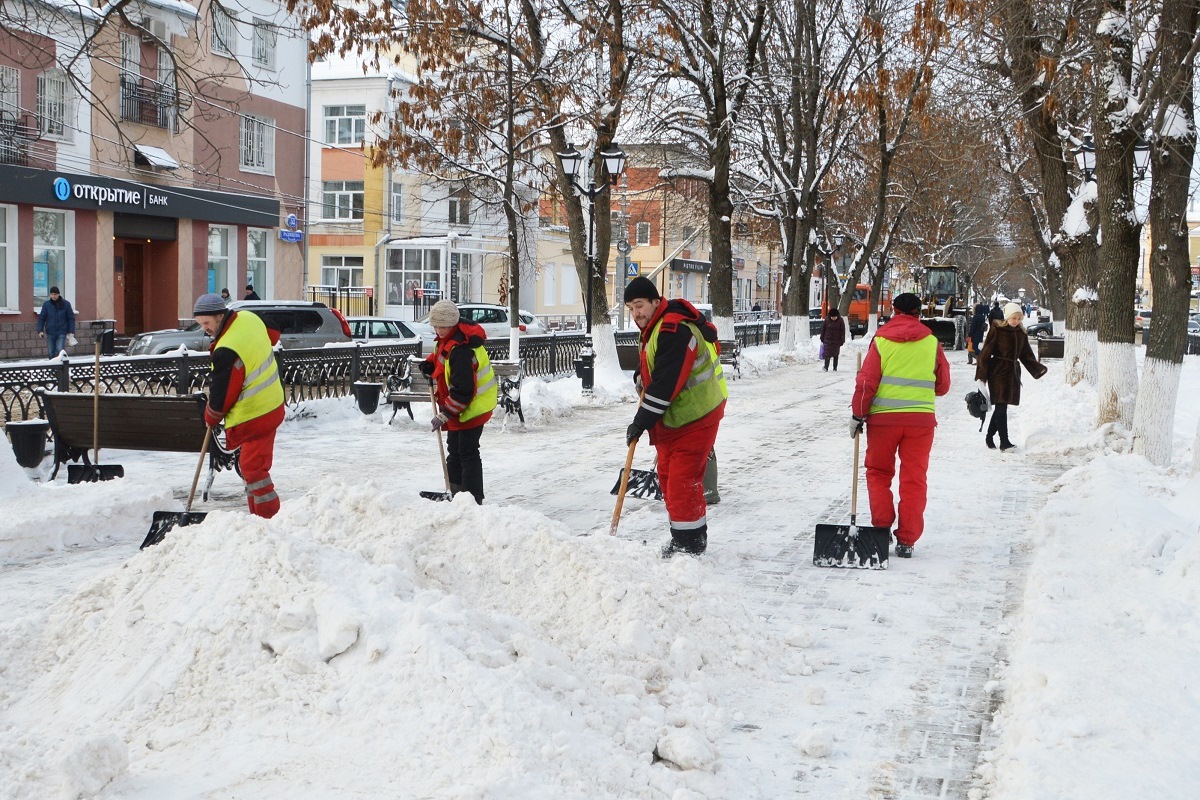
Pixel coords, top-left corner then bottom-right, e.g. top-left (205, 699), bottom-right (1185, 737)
top-left (869, 336), bottom-right (938, 415)
top-left (216, 312), bottom-right (284, 428)
top-left (440, 343), bottom-right (497, 423)
top-left (645, 319), bottom-right (728, 428)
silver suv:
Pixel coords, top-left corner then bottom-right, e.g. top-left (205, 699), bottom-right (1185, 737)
top-left (127, 301), bottom-right (352, 355)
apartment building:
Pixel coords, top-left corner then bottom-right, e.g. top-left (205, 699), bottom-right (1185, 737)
top-left (0, 0), bottom-right (306, 359)
top-left (307, 53), bottom-right (509, 323)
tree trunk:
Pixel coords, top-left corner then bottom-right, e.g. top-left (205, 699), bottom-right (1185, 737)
top-left (1132, 0), bottom-right (1198, 466)
top-left (1093, 0), bottom-right (1141, 430)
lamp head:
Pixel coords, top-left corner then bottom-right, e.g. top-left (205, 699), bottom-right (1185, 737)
top-left (601, 143), bottom-right (627, 185)
top-left (557, 144), bottom-right (583, 180)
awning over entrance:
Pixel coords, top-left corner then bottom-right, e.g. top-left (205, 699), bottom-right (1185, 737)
top-left (133, 144), bottom-right (180, 170)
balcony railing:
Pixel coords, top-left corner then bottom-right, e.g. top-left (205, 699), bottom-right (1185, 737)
top-left (120, 77), bottom-right (176, 129)
top-left (0, 110), bottom-right (40, 165)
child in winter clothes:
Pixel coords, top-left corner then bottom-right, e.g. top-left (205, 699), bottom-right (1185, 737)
top-left (974, 302), bottom-right (1047, 450)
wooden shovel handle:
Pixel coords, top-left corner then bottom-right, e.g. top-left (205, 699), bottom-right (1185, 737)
top-left (429, 381), bottom-right (451, 493)
top-left (185, 425), bottom-right (213, 513)
top-left (610, 439), bottom-right (639, 535)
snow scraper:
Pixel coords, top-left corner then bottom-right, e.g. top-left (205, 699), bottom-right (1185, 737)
top-left (419, 382), bottom-right (454, 502)
top-left (141, 425), bottom-right (212, 548)
top-left (813, 422), bottom-right (889, 569)
top-left (609, 455), bottom-right (662, 500)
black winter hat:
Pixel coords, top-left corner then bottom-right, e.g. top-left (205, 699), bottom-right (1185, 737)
top-left (623, 276), bottom-right (661, 303)
top-left (892, 293), bottom-right (922, 314)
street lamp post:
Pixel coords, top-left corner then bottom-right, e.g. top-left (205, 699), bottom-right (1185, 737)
top-left (1074, 134), bottom-right (1096, 182)
top-left (557, 142), bottom-right (627, 394)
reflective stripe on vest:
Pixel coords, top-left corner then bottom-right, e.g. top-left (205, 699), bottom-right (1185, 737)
top-left (440, 344), bottom-right (498, 423)
top-left (646, 319), bottom-right (728, 428)
top-left (869, 335), bottom-right (938, 415)
top-left (216, 312), bottom-right (284, 428)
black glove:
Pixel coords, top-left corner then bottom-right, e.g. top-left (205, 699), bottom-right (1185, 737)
top-left (849, 415), bottom-right (866, 439)
top-left (419, 360), bottom-right (434, 378)
top-left (626, 422), bottom-right (645, 446)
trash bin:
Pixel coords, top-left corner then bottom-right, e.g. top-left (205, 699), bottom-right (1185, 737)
top-left (5, 420), bottom-right (50, 469)
top-left (91, 319), bottom-right (116, 355)
top-left (352, 382), bottom-right (384, 415)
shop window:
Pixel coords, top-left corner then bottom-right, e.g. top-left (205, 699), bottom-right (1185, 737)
top-left (32, 209), bottom-right (70, 302)
top-left (207, 225), bottom-right (232, 295)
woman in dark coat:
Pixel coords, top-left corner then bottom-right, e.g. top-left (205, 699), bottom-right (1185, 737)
top-left (820, 308), bottom-right (847, 371)
top-left (967, 304), bottom-right (988, 365)
top-left (975, 302), bottom-right (1047, 450)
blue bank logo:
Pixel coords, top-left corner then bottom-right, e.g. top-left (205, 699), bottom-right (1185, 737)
top-left (53, 177), bottom-right (70, 201)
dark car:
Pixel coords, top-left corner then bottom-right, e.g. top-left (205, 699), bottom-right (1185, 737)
top-left (127, 301), bottom-right (352, 355)
top-left (1026, 319), bottom-right (1054, 339)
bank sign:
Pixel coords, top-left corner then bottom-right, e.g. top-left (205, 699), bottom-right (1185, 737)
top-left (0, 164), bottom-right (279, 226)
top-left (52, 176), bottom-right (169, 210)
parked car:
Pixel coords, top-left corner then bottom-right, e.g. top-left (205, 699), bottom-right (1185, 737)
top-left (347, 317), bottom-right (435, 350)
top-left (127, 301), bottom-right (352, 355)
top-left (419, 303), bottom-right (548, 338)
top-left (1134, 309), bottom-right (1153, 330)
top-left (1026, 319), bottom-right (1054, 338)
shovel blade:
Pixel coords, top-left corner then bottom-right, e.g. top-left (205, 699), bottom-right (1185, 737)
top-left (610, 468), bottom-right (663, 501)
top-left (419, 490), bottom-right (453, 502)
top-left (67, 464), bottom-right (125, 484)
top-left (141, 511), bottom-right (207, 549)
top-left (813, 523), bottom-right (890, 569)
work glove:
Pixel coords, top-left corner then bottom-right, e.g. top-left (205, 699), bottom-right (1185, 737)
top-left (849, 415), bottom-right (866, 439)
top-left (419, 360), bottom-right (435, 378)
top-left (204, 405), bottom-right (224, 428)
top-left (634, 373), bottom-right (644, 393)
top-left (430, 412), bottom-right (449, 432)
top-left (626, 422), bottom-right (645, 446)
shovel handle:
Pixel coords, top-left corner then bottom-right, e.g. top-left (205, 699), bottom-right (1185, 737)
top-left (92, 341), bottom-right (101, 465)
top-left (610, 439), bottom-right (639, 536)
top-left (185, 425), bottom-right (213, 513)
top-left (850, 350), bottom-right (864, 519)
top-left (429, 381), bottom-right (451, 493)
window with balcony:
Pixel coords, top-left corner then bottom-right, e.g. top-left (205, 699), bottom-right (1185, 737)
top-left (324, 105), bottom-right (365, 145)
top-left (252, 19), bottom-right (277, 69)
top-left (37, 69), bottom-right (73, 142)
top-left (239, 114), bottom-right (274, 173)
top-left (322, 181), bottom-right (364, 220)
top-left (0, 67), bottom-right (21, 164)
top-left (211, 6), bottom-right (235, 56)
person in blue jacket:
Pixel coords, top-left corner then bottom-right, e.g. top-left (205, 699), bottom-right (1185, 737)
top-left (37, 286), bottom-right (76, 359)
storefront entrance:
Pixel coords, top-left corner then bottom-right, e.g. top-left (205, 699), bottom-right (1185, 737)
top-left (113, 214), bottom-right (179, 335)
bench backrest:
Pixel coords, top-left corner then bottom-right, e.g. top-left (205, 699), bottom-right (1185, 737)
top-left (40, 391), bottom-right (208, 452)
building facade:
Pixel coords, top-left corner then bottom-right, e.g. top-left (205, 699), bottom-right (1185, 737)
top-left (0, 0), bottom-right (306, 360)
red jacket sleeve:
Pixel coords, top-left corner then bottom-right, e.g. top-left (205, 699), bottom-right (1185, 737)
top-left (933, 345), bottom-right (951, 396)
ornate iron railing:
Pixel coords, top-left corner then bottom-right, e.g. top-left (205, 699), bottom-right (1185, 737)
top-left (1, 322), bottom-right (784, 423)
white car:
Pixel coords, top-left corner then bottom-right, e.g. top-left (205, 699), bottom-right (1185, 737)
top-left (419, 304), bottom-right (548, 338)
top-left (347, 317), bottom-right (435, 351)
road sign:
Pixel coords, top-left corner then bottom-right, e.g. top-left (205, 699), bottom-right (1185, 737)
top-left (627, 261), bottom-right (640, 277)
top-left (616, 240), bottom-right (631, 255)
top-left (279, 230), bottom-right (303, 243)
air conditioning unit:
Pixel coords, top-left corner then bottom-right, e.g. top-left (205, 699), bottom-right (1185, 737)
top-left (141, 18), bottom-right (169, 43)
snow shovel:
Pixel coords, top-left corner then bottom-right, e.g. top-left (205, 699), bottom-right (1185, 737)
top-left (812, 423), bottom-right (890, 569)
top-left (141, 425), bottom-right (212, 549)
top-left (419, 381), bottom-right (454, 502)
top-left (610, 454), bottom-right (662, 500)
top-left (67, 340), bottom-right (125, 484)
top-left (609, 439), bottom-right (641, 535)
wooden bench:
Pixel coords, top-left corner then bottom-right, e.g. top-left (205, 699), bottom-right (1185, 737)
top-left (38, 390), bottom-right (239, 500)
top-left (387, 356), bottom-right (524, 424)
top-left (718, 339), bottom-right (741, 379)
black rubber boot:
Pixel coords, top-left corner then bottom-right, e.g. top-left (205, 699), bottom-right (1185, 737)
top-left (661, 526), bottom-right (707, 559)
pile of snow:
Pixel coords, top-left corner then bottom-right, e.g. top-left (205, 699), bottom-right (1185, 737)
top-left (0, 482), bottom-right (795, 798)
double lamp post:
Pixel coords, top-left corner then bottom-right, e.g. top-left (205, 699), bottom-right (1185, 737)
top-left (556, 142), bottom-right (628, 393)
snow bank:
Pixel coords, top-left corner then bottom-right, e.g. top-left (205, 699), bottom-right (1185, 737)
top-left (0, 482), bottom-right (786, 798)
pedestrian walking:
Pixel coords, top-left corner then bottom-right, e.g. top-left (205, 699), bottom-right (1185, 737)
top-left (988, 300), bottom-right (1004, 322)
top-left (850, 292), bottom-right (951, 558)
top-left (36, 286), bottom-right (76, 359)
top-left (193, 293), bottom-right (285, 518)
top-left (820, 308), bottom-right (847, 371)
top-left (243, 285), bottom-right (261, 301)
top-left (967, 303), bottom-right (988, 365)
top-left (623, 276), bottom-right (728, 558)
top-left (420, 299), bottom-right (497, 504)
top-left (975, 302), bottom-right (1047, 451)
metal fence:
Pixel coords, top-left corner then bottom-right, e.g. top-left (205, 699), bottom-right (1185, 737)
top-left (1, 321), bottom-right (783, 424)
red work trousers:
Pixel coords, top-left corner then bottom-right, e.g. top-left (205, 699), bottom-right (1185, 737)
top-left (655, 415), bottom-right (721, 531)
top-left (239, 429), bottom-right (280, 519)
top-left (863, 423), bottom-right (934, 547)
